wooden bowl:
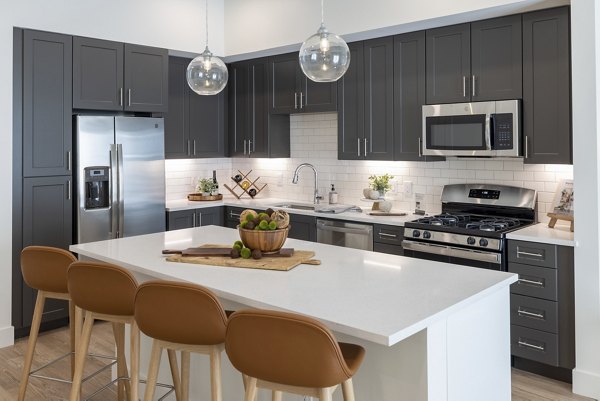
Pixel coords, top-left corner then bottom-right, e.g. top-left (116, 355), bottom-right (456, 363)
top-left (238, 226), bottom-right (290, 254)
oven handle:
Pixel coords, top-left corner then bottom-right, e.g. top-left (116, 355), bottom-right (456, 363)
top-left (401, 240), bottom-right (502, 264)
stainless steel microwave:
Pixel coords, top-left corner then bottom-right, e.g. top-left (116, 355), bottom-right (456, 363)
top-left (422, 100), bottom-right (520, 157)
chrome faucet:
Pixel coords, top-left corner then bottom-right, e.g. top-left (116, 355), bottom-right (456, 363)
top-left (292, 163), bottom-right (323, 204)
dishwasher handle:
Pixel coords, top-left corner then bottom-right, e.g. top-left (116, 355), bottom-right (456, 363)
top-left (316, 220), bottom-right (373, 236)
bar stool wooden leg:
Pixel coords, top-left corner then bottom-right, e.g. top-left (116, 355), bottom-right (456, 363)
top-left (166, 349), bottom-right (182, 401)
top-left (69, 300), bottom-right (76, 378)
top-left (244, 377), bottom-right (257, 401)
top-left (143, 340), bottom-right (162, 401)
top-left (318, 387), bottom-right (333, 401)
top-left (113, 322), bottom-right (130, 401)
top-left (341, 378), bottom-right (356, 401)
top-left (69, 311), bottom-right (95, 401)
top-left (272, 390), bottom-right (283, 401)
top-left (17, 291), bottom-right (46, 401)
top-left (181, 351), bottom-right (191, 401)
top-left (130, 321), bottom-right (140, 401)
top-left (210, 346), bottom-right (222, 401)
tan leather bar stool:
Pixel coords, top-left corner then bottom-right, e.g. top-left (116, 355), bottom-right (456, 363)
top-left (18, 246), bottom-right (79, 401)
top-left (226, 309), bottom-right (365, 401)
top-left (135, 280), bottom-right (229, 401)
top-left (67, 261), bottom-right (140, 401)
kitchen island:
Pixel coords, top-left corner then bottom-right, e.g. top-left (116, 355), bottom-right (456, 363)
top-left (71, 226), bottom-right (517, 401)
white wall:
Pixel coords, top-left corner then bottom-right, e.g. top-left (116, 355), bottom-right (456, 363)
top-left (0, 0), bottom-right (225, 347)
top-left (224, 0), bottom-right (567, 58)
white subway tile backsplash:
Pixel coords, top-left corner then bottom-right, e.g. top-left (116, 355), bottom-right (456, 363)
top-left (165, 113), bottom-right (573, 223)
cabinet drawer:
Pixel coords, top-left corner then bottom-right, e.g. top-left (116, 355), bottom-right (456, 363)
top-left (509, 263), bottom-right (558, 301)
top-left (511, 325), bottom-right (559, 366)
top-left (511, 294), bottom-right (558, 333)
top-left (508, 240), bottom-right (556, 268)
top-left (373, 242), bottom-right (403, 256)
top-left (373, 224), bottom-right (403, 246)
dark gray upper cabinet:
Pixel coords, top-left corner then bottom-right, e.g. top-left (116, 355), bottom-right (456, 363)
top-left (523, 7), bottom-right (571, 164)
top-left (124, 44), bottom-right (169, 112)
top-left (471, 15), bottom-right (522, 101)
top-left (364, 37), bottom-right (394, 161)
top-left (73, 39), bottom-right (168, 112)
top-left (165, 57), bottom-right (226, 159)
top-left (393, 31), bottom-right (443, 162)
top-left (73, 37), bottom-right (123, 110)
top-left (23, 30), bottom-right (72, 178)
top-left (426, 24), bottom-right (471, 104)
top-left (337, 42), bottom-right (365, 160)
top-left (228, 59), bottom-right (290, 158)
top-left (269, 53), bottom-right (337, 114)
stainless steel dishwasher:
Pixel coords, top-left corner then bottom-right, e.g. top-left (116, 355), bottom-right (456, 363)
top-left (316, 219), bottom-right (373, 251)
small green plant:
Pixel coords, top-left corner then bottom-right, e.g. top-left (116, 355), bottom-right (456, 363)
top-left (197, 178), bottom-right (216, 194)
top-left (369, 174), bottom-right (394, 193)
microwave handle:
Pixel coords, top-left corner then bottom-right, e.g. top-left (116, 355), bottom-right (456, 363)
top-left (489, 114), bottom-right (495, 149)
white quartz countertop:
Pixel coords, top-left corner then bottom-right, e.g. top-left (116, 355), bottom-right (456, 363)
top-left (506, 223), bottom-right (575, 247)
top-left (70, 226), bottom-right (516, 346)
top-left (166, 197), bottom-right (419, 227)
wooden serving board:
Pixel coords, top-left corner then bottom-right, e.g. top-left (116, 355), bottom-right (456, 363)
top-left (165, 245), bottom-right (318, 271)
top-left (367, 212), bottom-right (408, 216)
top-left (187, 193), bottom-right (223, 201)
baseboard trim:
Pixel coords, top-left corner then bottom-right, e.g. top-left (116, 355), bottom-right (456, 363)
top-left (0, 325), bottom-right (15, 348)
top-left (573, 367), bottom-right (600, 399)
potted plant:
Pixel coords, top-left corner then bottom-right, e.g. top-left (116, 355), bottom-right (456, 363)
top-left (197, 178), bottom-right (216, 196)
top-left (368, 174), bottom-right (394, 199)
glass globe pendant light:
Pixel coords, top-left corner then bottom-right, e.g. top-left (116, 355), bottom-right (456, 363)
top-left (299, 0), bottom-right (350, 82)
top-left (186, 0), bottom-right (228, 95)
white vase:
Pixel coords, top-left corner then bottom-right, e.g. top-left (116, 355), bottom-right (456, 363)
top-left (369, 190), bottom-right (380, 200)
top-left (379, 201), bottom-right (393, 212)
top-left (363, 188), bottom-right (372, 198)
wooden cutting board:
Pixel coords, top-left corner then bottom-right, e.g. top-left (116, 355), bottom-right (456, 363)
top-left (165, 244), bottom-right (319, 271)
top-left (367, 212), bottom-right (408, 216)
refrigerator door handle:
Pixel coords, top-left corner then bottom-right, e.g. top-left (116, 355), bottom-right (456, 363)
top-left (109, 144), bottom-right (119, 239)
top-left (117, 143), bottom-right (125, 238)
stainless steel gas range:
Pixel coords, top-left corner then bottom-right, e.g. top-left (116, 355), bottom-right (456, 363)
top-left (402, 184), bottom-right (537, 271)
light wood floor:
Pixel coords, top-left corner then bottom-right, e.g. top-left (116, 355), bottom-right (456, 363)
top-left (0, 322), bottom-right (594, 401)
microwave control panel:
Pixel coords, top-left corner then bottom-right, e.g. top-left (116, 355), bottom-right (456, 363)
top-left (492, 113), bottom-right (513, 150)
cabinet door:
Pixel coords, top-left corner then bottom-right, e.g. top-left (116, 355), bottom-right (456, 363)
top-left (188, 87), bottom-right (226, 158)
top-left (73, 37), bottom-right (124, 110)
top-left (165, 57), bottom-right (190, 158)
top-left (248, 58), bottom-right (269, 158)
top-left (337, 42), bottom-right (364, 160)
top-left (199, 206), bottom-right (225, 227)
top-left (23, 30), bottom-right (72, 177)
top-left (124, 43), bottom-right (168, 112)
top-left (288, 213), bottom-right (316, 242)
top-left (228, 62), bottom-right (248, 157)
top-left (364, 37), bottom-right (394, 160)
top-left (523, 7), bottom-right (571, 164)
top-left (302, 78), bottom-right (338, 113)
top-left (426, 24), bottom-right (471, 104)
top-left (270, 53), bottom-right (299, 114)
top-left (471, 15), bottom-right (522, 101)
top-left (22, 176), bottom-right (73, 326)
top-left (167, 210), bottom-right (196, 230)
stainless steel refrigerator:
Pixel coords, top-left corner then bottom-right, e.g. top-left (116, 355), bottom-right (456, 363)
top-left (76, 116), bottom-right (165, 243)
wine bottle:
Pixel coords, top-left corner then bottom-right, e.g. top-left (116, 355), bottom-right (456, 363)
top-left (212, 170), bottom-right (219, 195)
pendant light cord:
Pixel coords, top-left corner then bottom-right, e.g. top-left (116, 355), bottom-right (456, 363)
top-left (321, 0), bottom-right (324, 24)
top-left (205, 0), bottom-right (209, 48)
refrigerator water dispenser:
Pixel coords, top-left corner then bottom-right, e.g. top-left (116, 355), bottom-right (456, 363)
top-left (84, 167), bottom-right (109, 209)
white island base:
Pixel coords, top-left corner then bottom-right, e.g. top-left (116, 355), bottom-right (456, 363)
top-left (71, 226), bottom-right (515, 401)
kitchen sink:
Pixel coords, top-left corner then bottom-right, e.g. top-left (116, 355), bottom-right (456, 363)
top-left (272, 203), bottom-right (315, 211)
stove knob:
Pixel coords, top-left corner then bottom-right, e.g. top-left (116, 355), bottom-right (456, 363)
top-left (467, 237), bottom-right (476, 245)
top-left (423, 231), bottom-right (431, 239)
top-left (412, 230), bottom-right (421, 238)
top-left (479, 238), bottom-right (489, 247)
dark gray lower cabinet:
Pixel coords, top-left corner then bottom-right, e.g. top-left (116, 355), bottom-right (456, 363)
top-left (288, 214), bottom-right (316, 242)
top-left (508, 240), bottom-right (574, 379)
top-left (373, 224), bottom-right (404, 255)
top-left (167, 206), bottom-right (224, 230)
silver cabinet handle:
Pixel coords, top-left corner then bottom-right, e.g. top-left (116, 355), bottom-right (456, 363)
top-left (517, 308), bottom-right (545, 320)
top-left (196, 212), bottom-right (202, 227)
top-left (462, 76), bottom-right (467, 97)
top-left (518, 340), bottom-right (545, 351)
top-left (192, 212), bottom-right (196, 228)
top-left (517, 250), bottom-right (543, 258)
top-left (248, 140), bottom-right (252, 155)
top-left (119, 87), bottom-right (123, 106)
top-left (243, 139), bottom-right (247, 155)
top-left (229, 211), bottom-right (241, 219)
top-left (524, 135), bottom-right (529, 159)
top-left (294, 92), bottom-right (298, 109)
top-left (300, 92), bottom-right (303, 109)
top-left (357, 138), bottom-right (361, 157)
top-left (378, 232), bottom-right (397, 238)
top-left (67, 179), bottom-right (71, 200)
top-left (67, 151), bottom-right (72, 171)
top-left (472, 75), bottom-right (476, 97)
top-left (193, 140), bottom-right (197, 156)
top-left (418, 138), bottom-right (422, 158)
top-left (364, 138), bottom-right (368, 156)
top-left (128, 89), bottom-right (132, 106)
top-left (518, 278), bottom-right (544, 287)
top-left (187, 140), bottom-right (191, 156)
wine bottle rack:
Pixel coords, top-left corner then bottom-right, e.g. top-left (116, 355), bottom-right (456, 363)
top-left (223, 169), bottom-right (267, 199)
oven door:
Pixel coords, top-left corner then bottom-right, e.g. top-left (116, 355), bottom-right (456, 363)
top-left (402, 240), bottom-right (504, 271)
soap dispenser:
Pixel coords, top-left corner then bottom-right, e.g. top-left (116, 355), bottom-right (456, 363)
top-left (329, 184), bottom-right (338, 204)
